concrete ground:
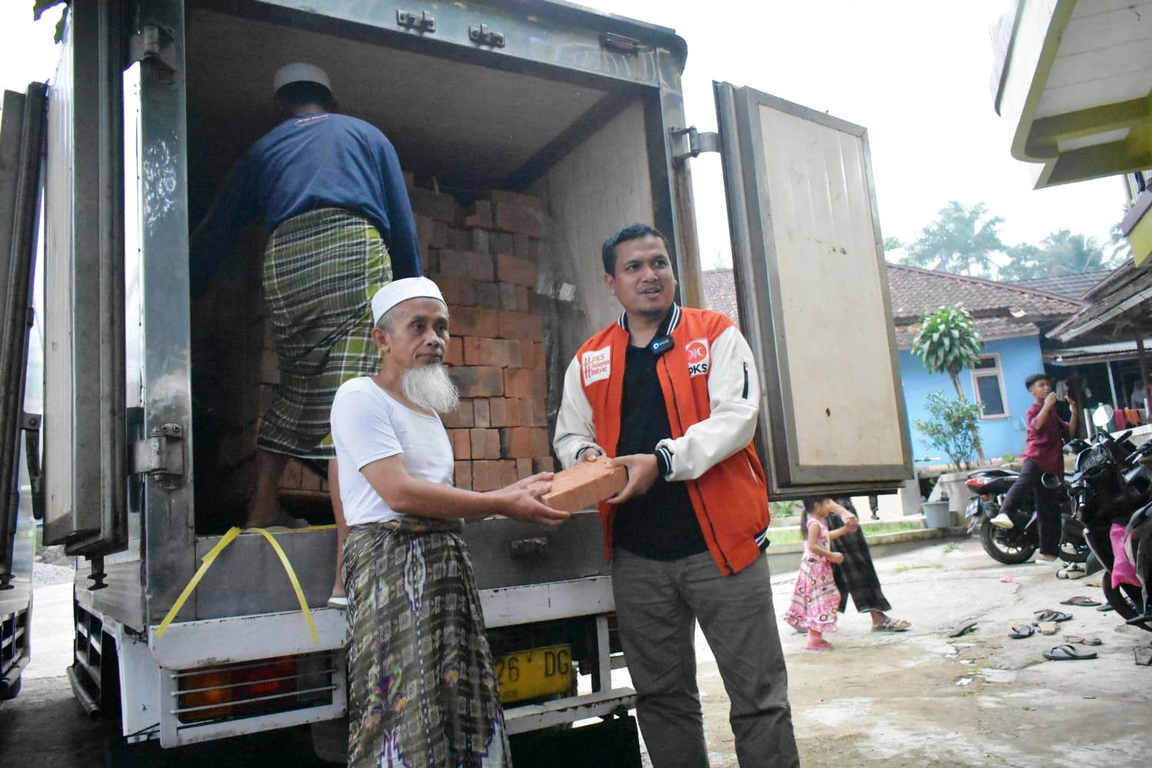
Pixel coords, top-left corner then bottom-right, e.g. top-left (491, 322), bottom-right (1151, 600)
top-left (4, 538), bottom-right (1151, 766)
top-left (676, 537), bottom-right (1152, 767)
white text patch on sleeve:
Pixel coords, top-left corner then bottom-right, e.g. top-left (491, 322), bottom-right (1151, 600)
top-left (581, 346), bottom-right (612, 386)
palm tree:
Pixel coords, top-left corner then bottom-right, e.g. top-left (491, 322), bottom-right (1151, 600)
top-left (902, 201), bottom-right (1006, 277)
top-left (911, 305), bottom-right (985, 460)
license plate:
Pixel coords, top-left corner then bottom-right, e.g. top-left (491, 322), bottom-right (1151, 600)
top-left (493, 644), bottom-right (573, 704)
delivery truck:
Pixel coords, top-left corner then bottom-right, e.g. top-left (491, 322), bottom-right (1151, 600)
top-left (0, 0), bottom-right (914, 761)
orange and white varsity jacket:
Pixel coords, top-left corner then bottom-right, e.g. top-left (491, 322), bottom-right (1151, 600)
top-left (554, 303), bottom-right (770, 576)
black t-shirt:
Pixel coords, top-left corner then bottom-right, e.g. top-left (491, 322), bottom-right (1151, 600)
top-left (613, 337), bottom-right (708, 560)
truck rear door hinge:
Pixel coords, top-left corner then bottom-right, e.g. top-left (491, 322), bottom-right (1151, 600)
top-left (129, 24), bottom-right (177, 76)
top-left (469, 24), bottom-right (505, 48)
top-left (131, 423), bottom-right (185, 490)
top-left (671, 126), bottom-right (720, 163)
top-left (396, 9), bottom-right (436, 33)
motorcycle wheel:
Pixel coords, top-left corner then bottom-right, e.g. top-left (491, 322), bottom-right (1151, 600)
top-left (1101, 571), bottom-right (1145, 621)
top-left (980, 517), bottom-right (1037, 565)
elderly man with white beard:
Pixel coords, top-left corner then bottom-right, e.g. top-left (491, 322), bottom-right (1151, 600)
top-left (330, 277), bottom-right (569, 767)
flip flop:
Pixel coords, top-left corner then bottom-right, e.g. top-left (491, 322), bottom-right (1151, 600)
top-left (1097, 604), bottom-right (1115, 612)
top-left (1043, 644), bottom-right (1097, 661)
top-left (872, 618), bottom-right (911, 632)
top-left (1037, 621), bottom-right (1059, 636)
top-left (1064, 634), bottom-right (1102, 646)
top-left (327, 595), bottom-right (348, 609)
top-left (1060, 596), bottom-right (1102, 607)
top-left (1033, 609), bottom-right (1073, 623)
top-left (1009, 625), bottom-right (1035, 639)
top-left (947, 619), bottom-right (978, 638)
top-left (1135, 647), bottom-right (1152, 666)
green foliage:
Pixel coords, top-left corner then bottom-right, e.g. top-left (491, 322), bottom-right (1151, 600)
top-left (1002, 453), bottom-right (1015, 464)
top-left (901, 201), bottom-right (1005, 277)
top-left (999, 229), bottom-right (1119, 281)
top-left (913, 391), bottom-right (984, 471)
top-left (910, 305), bottom-right (983, 385)
top-left (32, 0), bottom-right (68, 43)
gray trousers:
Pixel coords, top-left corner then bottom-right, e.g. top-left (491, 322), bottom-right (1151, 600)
top-left (612, 548), bottom-right (799, 768)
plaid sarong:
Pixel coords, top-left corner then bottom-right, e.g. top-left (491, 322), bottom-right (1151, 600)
top-left (343, 517), bottom-right (511, 768)
top-left (258, 208), bottom-right (392, 459)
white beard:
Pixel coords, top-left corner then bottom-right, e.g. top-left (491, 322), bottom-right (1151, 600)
top-left (401, 362), bottom-right (460, 414)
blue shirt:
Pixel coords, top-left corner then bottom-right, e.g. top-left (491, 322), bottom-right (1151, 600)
top-left (190, 112), bottom-right (421, 295)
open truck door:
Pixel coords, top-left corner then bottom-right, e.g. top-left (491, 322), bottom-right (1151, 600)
top-left (711, 84), bottom-right (913, 499)
top-left (0, 83), bottom-right (47, 700)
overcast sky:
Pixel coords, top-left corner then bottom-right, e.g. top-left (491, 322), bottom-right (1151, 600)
top-left (1, 0), bottom-right (1127, 269)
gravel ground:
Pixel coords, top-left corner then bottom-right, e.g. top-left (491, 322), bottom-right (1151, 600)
top-left (31, 560), bottom-right (73, 587)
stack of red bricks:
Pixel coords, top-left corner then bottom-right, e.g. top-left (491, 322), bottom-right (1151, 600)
top-left (408, 179), bottom-right (557, 491)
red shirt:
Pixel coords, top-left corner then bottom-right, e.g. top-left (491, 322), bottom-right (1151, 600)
top-left (1021, 402), bottom-right (1067, 475)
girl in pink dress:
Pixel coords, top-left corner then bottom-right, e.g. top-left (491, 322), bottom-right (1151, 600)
top-left (785, 498), bottom-right (852, 650)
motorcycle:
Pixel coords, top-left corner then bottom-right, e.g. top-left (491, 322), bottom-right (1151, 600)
top-left (964, 467), bottom-right (1088, 565)
top-left (1064, 417), bottom-right (1150, 624)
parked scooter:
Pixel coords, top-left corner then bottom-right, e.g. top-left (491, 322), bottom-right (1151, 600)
top-left (964, 467), bottom-right (1088, 565)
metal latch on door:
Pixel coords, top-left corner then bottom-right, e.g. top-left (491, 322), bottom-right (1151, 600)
top-left (131, 423), bottom-right (185, 490)
top-left (670, 126), bottom-right (721, 163)
top-left (129, 24), bottom-right (177, 76)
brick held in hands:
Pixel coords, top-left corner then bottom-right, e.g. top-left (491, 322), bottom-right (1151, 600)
top-left (498, 310), bottom-right (544, 341)
top-left (408, 187), bottom-right (458, 223)
top-left (495, 253), bottom-right (538, 287)
top-left (500, 427), bottom-right (550, 458)
top-left (531, 457), bottom-right (627, 513)
top-left (448, 306), bottom-right (500, 338)
top-left (441, 399), bottom-right (475, 428)
top-left (448, 429), bottom-right (471, 460)
top-left (492, 201), bottom-right (542, 238)
top-left (454, 461), bottom-right (473, 490)
top-left (470, 428), bottom-right (501, 459)
top-left (461, 200), bottom-right (493, 230)
top-left (504, 368), bottom-right (545, 399)
top-left (449, 366), bottom-right (504, 398)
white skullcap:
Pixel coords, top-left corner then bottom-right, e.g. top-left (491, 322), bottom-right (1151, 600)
top-left (372, 277), bottom-right (446, 325)
top-left (272, 62), bottom-right (331, 95)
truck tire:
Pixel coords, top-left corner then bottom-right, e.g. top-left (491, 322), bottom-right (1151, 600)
top-left (979, 518), bottom-right (1036, 565)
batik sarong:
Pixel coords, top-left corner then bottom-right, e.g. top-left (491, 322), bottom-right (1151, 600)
top-left (343, 517), bottom-right (511, 768)
top-left (259, 207), bottom-right (392, 459)
top-left (783, 519), bottom-right (840, 633)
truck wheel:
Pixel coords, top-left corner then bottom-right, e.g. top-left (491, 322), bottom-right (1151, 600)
top-left (979, 518), bottom-right (1036, 565)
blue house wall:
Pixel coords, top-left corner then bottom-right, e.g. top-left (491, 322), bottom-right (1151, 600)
top-left (899, 334), bottom-right (1044, 466)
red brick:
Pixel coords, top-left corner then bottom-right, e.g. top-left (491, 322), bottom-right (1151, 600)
top-left (415, 214), bottom-right (435, 252)
top-left (470, 428), bottom-right (501, 459)
top-left (446, 227), bottom-right (470, 250)
top-left (515, 457), bottom-right (534, 480)
top-left (489, 397), bottom-right (531, 428)
top-left (449, 367), bottom-right (503, 398)
top-left (498, 311), bottom-right (545, 341)
top-left (431, 220), bottom-right (449, 248)
top-left (474, 281), bottom-right (500, 309)
top-left (490, 189), bottom-right (540, 210)
top-left (463, 337), bottom-right (483, 366)
top-left (439, 250), bottom-right (495, 282)
top-left (504, 368), bottom-right (545, 399)
top-left (465, 338), bottom-right (524, 368)
top-left (519, 340), bottom-right (537, 369)
top-left (409, 187), bottom-right (458, 223)
top-left (435, 275), bottom-right (474, 307)
top-left (489, 231), bottom-right (515, 255)
top-left (500, 460), bottom-right (519, 487)
top-left (474, 398), bottom-right (491, 428)
top-left (468, 227), bottom-right (490, 254)
top-left (493, 202), bottom-right (542, 238)
top-left (528, 398), bottom-right (549, 427)
top-left (460, 200), bottom-right (493, 229)
top-left (531, 457), bottom-right (627, 513)
top-left (445, 336), bottom-right (464, 367)
top-left (498, 283), bottom-right (529, 312)
top-left (454, 461), bottom-right (473, 490)
top-left (495, 253), bottom-right (538, 287)
top-left (472, 460), bottom-right (503, 492)
top-left (448, 429), bottom-right (471, 460)
top-left (500, 427), bottom-right (550, 458)
top-left (441, 399), bottom-right (475, 428)
top-left (513, 233), bottom-right (540, 260)
top-left (422, 246), bottom-right (438, 275)
top-left (533, 456), bottom-right (557, 473)
top-left (448, 306), bottom-right (500, 338)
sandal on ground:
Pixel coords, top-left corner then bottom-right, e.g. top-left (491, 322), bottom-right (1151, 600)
top-left (947, 619), bottom-right (978, 638)
top-left (1135, 647), bottom-right (1152, 666)
top-left (327, 595), bottom-right (348, 609)
top-left (1056, 566), bottom-right (1086, 580)
top-left (1064, 634), bottom-right (1102, 646)
top-left (805, 640), bottom-right (833, 651)
top-left (872, 618), bottom-right (911, 633)
top-left (1097, 603), bottom-right (1115, 612)
top-left (1037, 621), bottom-right (1059, 636)
top-left (1009, 625), bottom-right (1035, 639)
top-left (1043, 644), bottom-right (1097, 661)
top-left (1033, 609), bottom-right (1072, 623)
top-left (1060, 595), bottom-right (1101, 607)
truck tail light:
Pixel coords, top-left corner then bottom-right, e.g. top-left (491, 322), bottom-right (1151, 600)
top-left (175, 657), bottom-right (302, 724)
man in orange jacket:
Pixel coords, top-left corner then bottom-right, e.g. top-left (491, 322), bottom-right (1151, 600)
top-left (554, 223), bottom-right (798, 767)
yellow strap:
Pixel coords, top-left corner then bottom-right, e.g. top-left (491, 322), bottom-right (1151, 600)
top-left (153, 523), bottom-right (336, 641)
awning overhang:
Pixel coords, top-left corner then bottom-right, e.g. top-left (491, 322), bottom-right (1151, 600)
top-left (991, 0), bottom-right (1152, 190)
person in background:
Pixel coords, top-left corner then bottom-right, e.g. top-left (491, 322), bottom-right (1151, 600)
top-left (991, 373), bottom-right (1077, 562)
top-left (554, 223), bottom-right (799, 768)
top-left (331, 277), bottom-right (568, 766)
top-left (190, 63), bottom-right (422, 606)
top-left (785, 498), bottom-right (850, 650)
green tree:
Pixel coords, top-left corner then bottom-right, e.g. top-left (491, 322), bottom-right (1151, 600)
top-left (911, 305), bottom-right (985, 460)
top-left (31, 1), bottom-right (68, 42)
top-left (1000, 229), bottom-right (1117, 280)
top-left (914, 392), bottom-right (984, 471)
top-left (901, 201), bottom-right (1006, 277)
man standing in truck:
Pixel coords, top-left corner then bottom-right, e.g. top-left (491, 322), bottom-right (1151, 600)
top-left (554, 224), bottom-right (799, 767)
top-left (331, 276), bottom-right (567, 766)
top-left (190, 63), bottom-right (421, 600)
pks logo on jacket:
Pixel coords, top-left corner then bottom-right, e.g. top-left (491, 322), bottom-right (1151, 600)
top-left (686, 338), bottom-right (710, 377)
top-left (582, 346), bottom-right (612, 385)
